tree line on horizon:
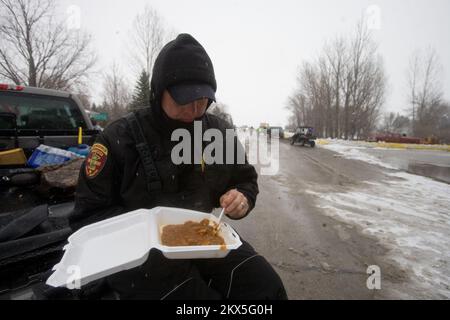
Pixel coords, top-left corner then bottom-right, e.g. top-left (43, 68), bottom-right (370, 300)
top-left (1, 1), bottom-right (447, 141)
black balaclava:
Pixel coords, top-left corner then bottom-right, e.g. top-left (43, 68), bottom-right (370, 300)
top-left (149, 34), bottom-right (217, 133)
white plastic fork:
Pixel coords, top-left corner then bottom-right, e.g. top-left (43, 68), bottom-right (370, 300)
top-left (217, 207), bottom-right (225, 225)
top-left (214, 207), bottom-right (225, 233)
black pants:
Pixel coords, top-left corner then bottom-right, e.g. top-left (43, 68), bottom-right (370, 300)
top-left (106, 240), bottom-right (287, 300)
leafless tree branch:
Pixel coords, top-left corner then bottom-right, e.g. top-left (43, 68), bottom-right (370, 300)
top-left (0, 0), bottom-right (97, 91)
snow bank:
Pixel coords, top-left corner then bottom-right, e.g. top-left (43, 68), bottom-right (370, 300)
top-left (310, 139), bottom-right (450, 297)
top-left (320, 140), bottom-right (399, 169)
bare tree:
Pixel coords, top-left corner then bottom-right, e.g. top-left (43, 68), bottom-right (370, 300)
top-left (381, 112), bottom-right (396, 133)
top-left (324, 37), bottom-right (348, 138)
top-left (76, 92), bottom-right (92, 109)
top-left (437, 102), bottom-right (450, 143)
top-left (287, 20), bottom-right (386, 140)
top-left (408, 51), bottom-right (420, 131)
top-left (346, 20), bottom-right (385, 139)
top-left (208, 102), bottom-right (234, 126)
top-left (407, 48), bottom-right (443, 137)
top-left (128, 5), bottom-right (168, 78)
top-left (101, 63), bottom-right (131, 121)
top-left (286, 91), bottom-right (308, 128)
top-left (380, 112), bottom-right (411, 135)
top-left (394, 114), bottom-right (410, 134)
top-left (0, 0), bottom-right (96, 90)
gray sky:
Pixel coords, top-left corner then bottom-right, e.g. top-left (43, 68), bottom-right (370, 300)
top-left (58, 0), bottom-right (450, 127)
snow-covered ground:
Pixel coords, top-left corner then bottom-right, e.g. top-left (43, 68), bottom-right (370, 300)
top-left (310, 140), bottom-right (450, 298)
top-left (319, 140), bottom-right (399, 169)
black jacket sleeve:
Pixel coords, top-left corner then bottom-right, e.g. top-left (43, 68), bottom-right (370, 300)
top-left (69, 132), bottom-right (124, 230)
top-left (227, 136), bottom-right (259, 219)
top-left (216, 118), bottom-right (259, 220)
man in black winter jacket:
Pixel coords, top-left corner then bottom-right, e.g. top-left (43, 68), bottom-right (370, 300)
top-left (72, 33), bottom-right (287, 300)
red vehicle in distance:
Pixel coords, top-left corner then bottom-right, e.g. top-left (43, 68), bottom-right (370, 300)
top-left (368, 133), bottom-right (421, 144)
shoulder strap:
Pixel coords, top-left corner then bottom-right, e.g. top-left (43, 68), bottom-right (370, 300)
top-left (124, 112), bottom-right (162, 192)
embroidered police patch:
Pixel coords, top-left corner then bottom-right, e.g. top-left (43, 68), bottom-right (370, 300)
top-left (85, 143), bottom-right (108, 178)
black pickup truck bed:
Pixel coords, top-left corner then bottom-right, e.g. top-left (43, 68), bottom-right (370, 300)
top-left (0, 84), bottom-right (101, 299)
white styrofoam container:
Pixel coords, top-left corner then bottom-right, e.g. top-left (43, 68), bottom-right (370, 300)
top-left (46, 207), bottom-right (242, 288)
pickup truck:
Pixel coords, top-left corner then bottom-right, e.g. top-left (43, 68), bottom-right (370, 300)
top-left (0, 84), bottom-right (102, 299)
top-left (0, 84), bottom-right (99, 209)
top-left (0, 84), bottom-right (97, 157)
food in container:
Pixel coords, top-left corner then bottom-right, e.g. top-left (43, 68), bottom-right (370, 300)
top-left (161, 219), bottom-right (225, 246)
top-left (46, 207), bottom-right (242, 288)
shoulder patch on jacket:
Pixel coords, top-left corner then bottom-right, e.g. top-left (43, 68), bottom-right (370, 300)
top-left (85, 143), bottom-right (108, 179)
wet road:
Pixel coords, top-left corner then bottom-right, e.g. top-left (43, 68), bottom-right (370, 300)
top-left (364, 148), bottom-right (450, 170)
top-left (225, 140), bottom-right (427, 299)
top-left (363, 148), bottom-right (450, 183)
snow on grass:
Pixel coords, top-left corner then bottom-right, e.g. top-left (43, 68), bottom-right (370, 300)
top-left (309, 140), bottom-right (450, 297)
top-left (320, 138), bottom-right (450, 152)
top-left (306, 171), bottom-right (450, 298)
top-left (319, 140), bottom-right (399, 169)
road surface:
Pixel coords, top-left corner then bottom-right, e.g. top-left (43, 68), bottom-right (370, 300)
top-left (225, 138), bottom-right (450, 299)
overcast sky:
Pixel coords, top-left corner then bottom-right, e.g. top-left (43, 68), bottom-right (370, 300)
top-left (58, 0), bottom-right (450, 127)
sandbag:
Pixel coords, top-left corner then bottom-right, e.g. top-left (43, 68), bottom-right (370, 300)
top-left (38, 158), bottom-right (84, 190)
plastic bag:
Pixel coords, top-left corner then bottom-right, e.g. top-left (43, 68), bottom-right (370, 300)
top-left (27, 145), bottom-right (81, 168)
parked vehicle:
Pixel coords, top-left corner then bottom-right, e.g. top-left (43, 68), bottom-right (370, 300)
top-left (0, 84), bottom-right (97, 157)
top-left (267, 126), bottom-right (284, 139)
top-left (0, 84), bottom-right (102, 299)
top-left (367, 133), bottom-right (421, 144)
top-left (290, 126), bottom-right (316, 148)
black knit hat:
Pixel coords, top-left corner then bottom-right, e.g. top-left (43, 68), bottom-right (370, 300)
top-left (150, 34), bottom-right (217, 106)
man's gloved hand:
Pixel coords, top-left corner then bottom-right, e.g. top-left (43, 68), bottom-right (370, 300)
top-left (220, 189), bottom-right (249, 219)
